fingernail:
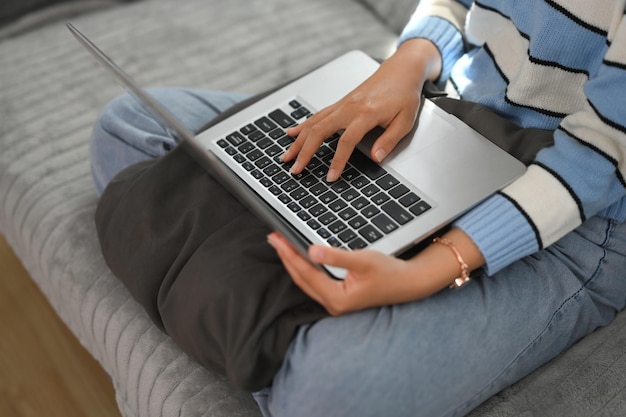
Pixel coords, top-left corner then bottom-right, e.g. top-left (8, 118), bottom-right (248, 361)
top-left (327, 169), bottom-right (338, 182)
top-left (290, 161), bottom-right (302, 174)
top-left (375, 149), bottom-right (387, 163)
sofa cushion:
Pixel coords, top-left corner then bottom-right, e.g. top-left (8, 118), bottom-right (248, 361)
top-left (357, 0), bottom-right (419, 34)
top-left (0, 1), bottom-right (399, 416)
top-left (0, 0), bottom-right (136, 39)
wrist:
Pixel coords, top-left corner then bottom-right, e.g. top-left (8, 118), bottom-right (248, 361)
top-left (407, 228), bottom-right (485, 296)
top-left (391, 38), bottom-right (443, 83)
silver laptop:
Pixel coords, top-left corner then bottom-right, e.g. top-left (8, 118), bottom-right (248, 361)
top-left (68, 23), bottom-right (526, 278)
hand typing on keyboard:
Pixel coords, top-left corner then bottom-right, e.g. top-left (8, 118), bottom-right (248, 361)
top-left (282, 39), bottom-right (442, 182)
top-left (264, 40), bottom-right (486, 314)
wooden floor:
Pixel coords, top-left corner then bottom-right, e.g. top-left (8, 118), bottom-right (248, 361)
top-left (0, 234), bottom-right (122, 417)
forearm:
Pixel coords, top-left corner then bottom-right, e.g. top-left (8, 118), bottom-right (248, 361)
top-left (402, 227), bottom-right (485, 299)
top-left (386, 37), bottom-right (443, 85)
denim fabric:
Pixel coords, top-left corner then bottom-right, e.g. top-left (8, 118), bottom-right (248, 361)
top-left (90, 88), bottom-right (626, 417)
top-left (90, 87), bottom-right (249, 195)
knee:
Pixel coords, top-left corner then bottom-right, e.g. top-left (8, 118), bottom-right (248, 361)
top-left (92, 92), bottom-right (142, 142)
top-left (265, 316), bottom-right (404, 417)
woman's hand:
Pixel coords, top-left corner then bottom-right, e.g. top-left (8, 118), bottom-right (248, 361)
top-left (268, 227), bottom-right (485, 315)
top-left (282, 39), bottom-right (442, 182)
top-left (268, 233), bottom-right (419, 315)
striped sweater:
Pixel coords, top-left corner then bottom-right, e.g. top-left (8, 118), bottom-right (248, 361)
top-left (399, 0), bottom-right (626, 274)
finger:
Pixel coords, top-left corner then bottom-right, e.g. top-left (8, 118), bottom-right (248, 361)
top-left (308, 244), bottom-right (375, 273)
top-left (291, 121), bottom-right (345, 175)
top-left (371, 112), bottom-right (417, 163)
top-left (268, 233), bottom-right (337, 304)
top-left (326, 119), bottom-right (374, 181)
top-left (281, 107), bottom-right (335, 164)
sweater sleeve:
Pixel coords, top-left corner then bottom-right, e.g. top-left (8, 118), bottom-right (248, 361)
top-left (455, 10), bottom-right (626, 274)
top-left (398, 0), bottom-right (472, 82)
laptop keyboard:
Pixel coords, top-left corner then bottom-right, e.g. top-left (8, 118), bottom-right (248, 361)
top-left (216, 99), bottom-right (432, 250)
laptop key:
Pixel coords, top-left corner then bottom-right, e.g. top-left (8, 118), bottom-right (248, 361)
top-left (238, 142), bottom-right (255, 154)
top-left (372, 214), bottom-right (398, 234)
top-left (241, 124), bottom-right (257, 135)
top-left (269, 109), bottom-right (297, 128)
top-left (278, 194), bottom-right (292, 204)
top-left (299, 174), bottom-right (318, 188)
top-left (300, 195), bottom-right (317, 209)
top-left (320, 190), bottom-right (338, 204)
top-left (256, 176), bottom-right (271, 188)
top-left (319, 212), bottom-right (338, 225)
top-left (338, 207), bottom-right (357, 221)
top-left (361, 204), bottom-right (380, 218)
top-left (329, 220), bottom-right (347, 234)
top-left (389, 184), bottom-right (410, 198)
top-left (409, 201), bottom-right (432, 216)
top-left (351, 196), bottom-right (369, 210)
top-left (297, 211), bottom-right (312, 221)
top-left (226, 131), bottom-right (246, 146)
top-left (266, 144), bottom-right (282, 157)
top-left (289, 187), bottom-right (308, 200)
top-left (217, 139), bottom-right (229, 148)
top-left (249, 130), bottom-right (265, 142)
top-left (342, 167), bottom-right (359, 182)
top-left (348, 237), bottom-right (368, 249)
top-left (242, 161), bottom-right (255, 171)
top-left (399, 192), bottom-right (421, 207)
top-left (272, 171), bottom-right (290, 184)
top-left (307, 218), bottom-right (321, 230)
top-left (309, 204), bottom-right (328, 217)
top-left (349, 151), bottom-right (385, 180)
top-left (381, 201), bottom-right (413, 225)
top-left (328, 199), bottom-right (348, 212)
top-left (255, 116), bottom-right (277, 132)
top-left (338, 229), bottom-right (357, 243)
top-left (348, 215), bottom-right (367, 229)
top-left (361, 183), bottom-right (380, 197)
top-left (341, 188), bottom-right (360, 202)
top-left (287, 202), bottom-right (301, 213)
top-left (376, 174), bottom-right (400, 190)
top-left (255, 156), bottom-right (272, 169)
top-left (371, 191), bottom-right (390, 205)
top-left (277, 136), bottom-right (295, 147)
top-left (269, 128), bottom-right (286, 140)
top-left (330, 180), bottom-right (350, 194)
top-left (263, 164), bottom-right (281, 177)
top-left (257, 137), bottom-right (273, 149)
top-left (281, 179), bottom-right (299, 193)
top-left (327, 237), bottom-right (343, 247)
top-left (269, 185), bottom-right (282, 196)
top-left (247, 149), bottom-right (263, 161)
top-left (359, 225), bottom-right (383, 243)
top-left (351, 175), bottom-right (370, 189)
top-left (317, 228), bottom-right (331, 239)
top-left (309, 183), bottom-right (327, 196)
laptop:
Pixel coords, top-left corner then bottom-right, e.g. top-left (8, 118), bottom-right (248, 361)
top-left (68, 23), bottom-right (526, 278)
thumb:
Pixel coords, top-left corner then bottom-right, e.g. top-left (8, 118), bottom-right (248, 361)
top-left (308, 245), bottom-right (374, 272)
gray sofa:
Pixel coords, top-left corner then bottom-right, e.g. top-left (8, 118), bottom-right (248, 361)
top-left (1, 1), bottom-right (625, 416)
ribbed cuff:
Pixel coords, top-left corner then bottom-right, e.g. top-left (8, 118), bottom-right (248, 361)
top-left (454, 194), bottom-right (541, 275)
top-left (398, 15), bottom-right (465, 84)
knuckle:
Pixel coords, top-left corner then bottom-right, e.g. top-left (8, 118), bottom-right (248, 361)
top-left (326, 298), bottom-right (349, 316)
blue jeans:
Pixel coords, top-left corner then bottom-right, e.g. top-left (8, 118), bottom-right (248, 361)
top-left (91, 88), bottom-right (626, 417)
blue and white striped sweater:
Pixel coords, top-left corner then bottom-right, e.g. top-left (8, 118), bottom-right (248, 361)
top-left (399, 0), bottom-right (626, 273)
